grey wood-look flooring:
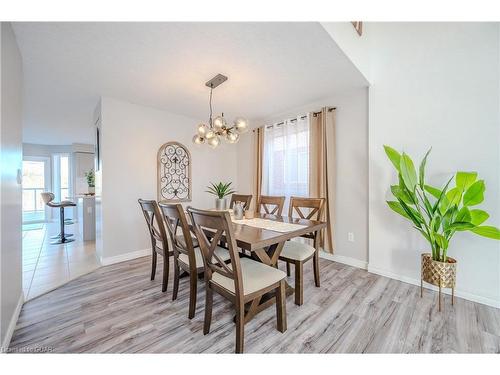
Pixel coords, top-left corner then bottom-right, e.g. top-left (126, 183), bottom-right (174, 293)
top-left (9, 256), bottom-right (500, 353)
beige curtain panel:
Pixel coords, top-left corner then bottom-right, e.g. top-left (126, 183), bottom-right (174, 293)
top-left (252, 127), bottom-right (264, 213)
top-left (309, 107), bottom-right (336, 253)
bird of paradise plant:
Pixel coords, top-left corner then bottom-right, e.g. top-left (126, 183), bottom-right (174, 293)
top-left (384, 145), bottom-right (500, 263)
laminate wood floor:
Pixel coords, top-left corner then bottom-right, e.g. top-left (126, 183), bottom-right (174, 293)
top-left (9, 256), bottom-right (500, 353)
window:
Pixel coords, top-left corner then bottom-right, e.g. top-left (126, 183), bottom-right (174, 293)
top-left (22, 159), bottom-right (49, 223)
top-left (262, 115), bottom-right (309, 199)
top-left (60, 155), bottom-right (70, 201)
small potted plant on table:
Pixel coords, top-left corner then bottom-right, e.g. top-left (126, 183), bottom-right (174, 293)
top-left (85, 169), bottom-right (95, 195)
top-left (206, 182), bottom-right (235, 211)
top-left (384, 146), bottom-right (499, 311)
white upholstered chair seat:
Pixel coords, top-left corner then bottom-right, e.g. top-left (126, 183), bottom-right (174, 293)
top-left (280, 240), bottom-right (316, 261)
top-left (175, 234), bottom-right (199, 248)
top-left (178, 246), bottom-right (230, 269)
top-left (212, 257), bottom-right (286, 296)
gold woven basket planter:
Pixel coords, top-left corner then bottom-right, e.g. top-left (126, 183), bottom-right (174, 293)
top-left (421, 253), bottom-right (457, 311)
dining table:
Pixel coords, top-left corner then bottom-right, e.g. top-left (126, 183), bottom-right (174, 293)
top-left (193, 211), bottom-right (327, 324)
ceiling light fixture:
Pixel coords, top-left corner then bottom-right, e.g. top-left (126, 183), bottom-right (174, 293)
top-left (192, 74), bottom-right (248, 149)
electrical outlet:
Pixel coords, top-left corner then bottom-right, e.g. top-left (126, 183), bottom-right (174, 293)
top-left (348, 232), bottom-right (354, 242)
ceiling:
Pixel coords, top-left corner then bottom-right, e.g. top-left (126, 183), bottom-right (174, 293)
top-left (13, 22), bottom-right (368, 145)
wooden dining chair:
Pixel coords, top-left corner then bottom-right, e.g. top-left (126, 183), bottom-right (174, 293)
top-left (159, 203), bottom-right (230, 319)
top-left (257, 195), bottom-right (286, 216)
top-left (187, 207), bottom-right (287, 353)
top-left (229, 194), bottom-right (252, 210)
top-left (279, 196), bottom-right (325, 305)
top-left (138, 199), bottom-right (171, 292)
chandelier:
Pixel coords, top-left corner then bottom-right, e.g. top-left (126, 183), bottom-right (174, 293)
top-left (192, 74), bottom-right (248, 149)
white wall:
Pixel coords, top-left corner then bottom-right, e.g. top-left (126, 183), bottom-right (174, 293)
top-left (0, 22), bottom-right (24, 348)
top-left (237, 88), bottom-right (369, 266)
top-left (322, 22), bottom-right (500, 307)
top-left (99, 97), bottom-right (238, 263)
top-left (321, 22), bottom-right (372, 83)
top-left (367, 23), bottom-right (500, 307)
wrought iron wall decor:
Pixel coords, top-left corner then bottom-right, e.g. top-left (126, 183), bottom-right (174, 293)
top-left (157, 141), bottom-right (192, 202)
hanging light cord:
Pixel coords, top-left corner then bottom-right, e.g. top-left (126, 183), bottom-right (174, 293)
top-left (208, 85), bottom-right (213, 128)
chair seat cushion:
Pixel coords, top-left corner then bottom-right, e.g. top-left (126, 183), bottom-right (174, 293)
top-left (280, 240), bottom-right (316, 261)
top-left (175, 234), bottom-right (199, 248)
top-left (178, 246), bottom-right (230, 269)
top-left (212, 257), bottom-right (286, 296)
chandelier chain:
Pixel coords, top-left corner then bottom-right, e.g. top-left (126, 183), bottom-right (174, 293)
top-left (209, 85), bottom-right (213, 128)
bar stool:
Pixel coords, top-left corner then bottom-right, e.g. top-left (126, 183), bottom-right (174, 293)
top-left (41, 192), bottom-right (76, 244)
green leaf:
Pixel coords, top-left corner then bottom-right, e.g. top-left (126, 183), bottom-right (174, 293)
top-left (433, 216), bottom-right (441, 232)
top-left (470, 226), bottom-right (500, 240)
top-left (455, 206), bottom-right (471, 223)
top-left (419, 148), bottom-right (432, 189)
top-left (439, 196), bottom-right (451, 215)
top-left (446, 187), bottom-right (463, 206)
top-left (434, 233), bottom-right (449, 250)
top-left (397, 198), bottom-right (424, 227)
top-left (420, 190), bottom-right (434, 217)
top-left (424, 185), bottom-right (442, 199)
top-left (390, 185), bottom-right (413, 205)
top-left (456, 171), bottom-right (477, 190)
top-left (399, 152), bottom-right (417, 191)
top-left (387, 200), bottom-right (423, 228)
top-left (384, 145), bottom-right (401, 172)
top-left (448, 222), bottom-right (475, 231)
top-left (463, 180), bottom-right (485, 206)
top-left (441, 206), bottom-right (457, 232)
top-left (387, 201), bottom-right (411, 220)
top-left (470, 209), bottom-right (489, 226)
top-left (434, 176), bottom-right (454, 214)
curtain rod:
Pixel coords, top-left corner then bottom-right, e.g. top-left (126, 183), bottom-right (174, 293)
top-left (253, 107), bottom-right (337, 131)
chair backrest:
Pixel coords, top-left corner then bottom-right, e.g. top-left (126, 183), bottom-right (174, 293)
top-left (229, 194), bottom-right (252, 210)
top-left (288, 197), bottom-right (325, 220)
top-left (41, 192), bottom-right (55, 205)
top-left (257, 195), bottom-right (286, 216)
top-left (138, 199), bottom-right (169, 255)
top-left (159, 203), bottom-right (197, 271)
top-left (187, 207), bottom-right (243, 297)
top-left (288, 197), bottom-right (325, 240)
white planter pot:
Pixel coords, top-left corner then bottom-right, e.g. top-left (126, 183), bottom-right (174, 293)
top-left (215, 198), bottom-right (227, 211)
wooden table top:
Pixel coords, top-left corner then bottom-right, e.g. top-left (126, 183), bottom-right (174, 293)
top-left (229, 213), bottom-right (326, 251)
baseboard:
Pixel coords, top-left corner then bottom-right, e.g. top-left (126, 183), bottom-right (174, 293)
top-left (1, 293), bottom-right (24, 352)
top-left (368, 265), bottom-right (500, 309)
top-left (100, 248), bottom-right (151, 266)
top-left (320, 251), bottom-right (368, 270)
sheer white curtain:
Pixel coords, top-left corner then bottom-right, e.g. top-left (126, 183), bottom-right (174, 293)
top-left (262, 115), bottom-right (310, 202)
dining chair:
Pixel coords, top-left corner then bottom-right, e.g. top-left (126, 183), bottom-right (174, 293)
top-left (257, 195), bottom-right (286, 216)
top-left (229, 194), bottom-right (253, 211)
top-left (138, 199), bottom-right (171, 292)
top-left (279, 196), bottom-right (325, 305)
top-left (159, 203), bottom-right (230, 319)
top-left (187, 207), bottom-right (287, 353)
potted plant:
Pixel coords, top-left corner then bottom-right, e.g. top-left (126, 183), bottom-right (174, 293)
top-left (206, 182), bottom-right (235, 211)
top-left (384, 145), bottom-right (499, 310)
top-left (85, 169), bottom-right (95, 194)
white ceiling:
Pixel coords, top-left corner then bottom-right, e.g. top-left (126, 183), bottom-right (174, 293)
top-left (13, 22), bottom-right (368, 145)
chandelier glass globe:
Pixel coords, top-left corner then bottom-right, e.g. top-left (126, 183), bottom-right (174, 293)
top-left (192, 135), bottom-right (205, 145)
top-left (226, 132), bottom-right (239, 143)
top-left (212, 115), bottom-right (226, 131)
top-left (233, 117), bottom-right (248, 134)
top-left (207, 135), bottom-right (220, 149)
top-left (197, 124), bottom-right (208, 137)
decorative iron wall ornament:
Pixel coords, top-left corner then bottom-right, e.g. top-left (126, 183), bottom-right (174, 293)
top-left (157, 141), bottom-right (192, 202)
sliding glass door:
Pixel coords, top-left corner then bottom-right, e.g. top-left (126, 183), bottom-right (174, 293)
top-left (22, 157), bottom-right (51, 223)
